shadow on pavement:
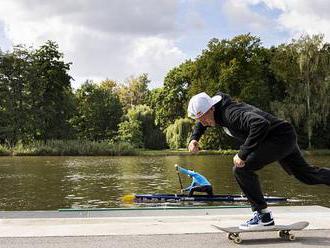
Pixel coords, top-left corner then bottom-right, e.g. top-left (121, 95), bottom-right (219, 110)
top-left (299, 237), bottom-right (330, 246)
top-left (226, 236), bottom-right (330, 246)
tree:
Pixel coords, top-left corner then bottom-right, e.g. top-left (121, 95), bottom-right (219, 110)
top-left (165, 118), bottom-right (193, 149)
top-left (72, 80), bottom-right (123, 140)
top-left (117, 73), bottom-right (150, 112)
top-left (0, 41), bottom-right (75, 144)
top-left (0, 46), bottom-right (31, 145)
top-left (271, 35), bottom-right (330, 149)
top-left (191, 34), bottom-right (279, 111)
top-left (99, 78), bottom-right (118, 92)
top-left (29, 41), bottom-right (73, 142)
top-left (152, 60), bottom-right (194, 129)
top-left (117, 105), bottom-right (166, 149)
top-left (117, 119), bottom-right (143, 148)
top-left (199, 127), bottom-right (239, 150)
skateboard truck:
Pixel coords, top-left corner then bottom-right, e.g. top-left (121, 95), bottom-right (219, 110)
top-left (227, 232), bottom-right (242, 244)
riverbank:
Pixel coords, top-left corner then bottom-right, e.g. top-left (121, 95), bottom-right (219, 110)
top-left (137, 149), bottom-right (239, 156)
top-left (0, 140), bottom-right (137, 156)
top-left (0, 140), bottom-right (329, 156)
top-left (0, 140), bottom-right (238, 156)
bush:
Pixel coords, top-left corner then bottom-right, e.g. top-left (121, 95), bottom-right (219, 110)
top-left (117, 105), bottom-right (166, 149)
top-left (199, 127), bottom-right (239, 150)
top-left (117, 120), bottom-right (144, 148)
top-left (0, 144), bottom-right (11, 155)
top-left (165, 118), bottom-right (193, 149)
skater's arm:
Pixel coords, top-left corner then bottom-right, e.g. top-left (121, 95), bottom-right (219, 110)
top-left (228, 110), bottom-right (270, 161)
top-left (190, 122), bottom-right (207, 142)
top-left (238, 112), bottom-right (270, 160)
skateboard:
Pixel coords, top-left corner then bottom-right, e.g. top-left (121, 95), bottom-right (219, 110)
top-left (212, 221), bottom-right (309, 244)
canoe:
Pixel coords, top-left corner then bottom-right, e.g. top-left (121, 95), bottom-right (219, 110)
top-left (134, 194), bottom-right (287, 203)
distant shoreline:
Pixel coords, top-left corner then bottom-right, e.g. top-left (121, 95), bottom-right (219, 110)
top-left (0, 140), bottom-right (329, 157)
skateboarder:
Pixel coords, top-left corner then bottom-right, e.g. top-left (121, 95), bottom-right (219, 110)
top-left (175, 164), bottom-right (214, 196)
top-left (187, 92), bottom-right (330, 230)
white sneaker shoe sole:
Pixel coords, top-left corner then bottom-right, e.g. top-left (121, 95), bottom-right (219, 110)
top-left (239, 222), bottom-right (275, 230)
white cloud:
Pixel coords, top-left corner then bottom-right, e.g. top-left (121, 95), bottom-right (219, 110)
top-left (275, 2), bottom-right (330, 40)
top-left (0, 0), bottom-right (187, 88)
top-left (129, 37), bottom-right (186, 89)
top-left (2, 0), bottom-right (330, 90)
top-left (223, 0), bottom-right (275, 32)
top-left (0, 21), bottom-right (11, 51)
top-left (241, 0), bottom-right (330, 41)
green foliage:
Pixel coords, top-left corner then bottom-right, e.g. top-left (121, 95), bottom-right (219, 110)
top-left (118, 119), bottom-right (143, 148)
top-left (30, 41), bottom-right (73, 142)
top-left (311, 115), bottom-right (330, 149)
top-left (0, 46), bottom-right (33, 145)
top-left (0, 41), bottom-right (74, 145)
top-left (190, 34), bottom-right (281, 111)
top-left (165, 118), bottom-right (193, 149)
top-left (11, 140), bottom-right (136, 156)
top-left (118, 105), bottom-right (166, 149)
top-left (0, 144), bottom-right (10, 155)
top-left (153, 61), bottom-right (194, 129)
top-left (1, 34), bottom-right (330, 152)
top-left (71, 80), bottom-right (123, 140)
top-left (199, 127), bottom-right (238, 150)
top-left (270, 34), bottom-right (330, 148)
top-left (145, 87), bottom-right (162, 111)
top-left (127, 105), bottom-right (166, 149)
top-left (117, 73), bottom-right (150, 112)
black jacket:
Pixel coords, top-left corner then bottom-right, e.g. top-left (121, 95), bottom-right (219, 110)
top-left (190, 92), bottom-right (286, 160)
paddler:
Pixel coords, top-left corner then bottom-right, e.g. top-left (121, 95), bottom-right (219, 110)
top-left (175, 164), bottom-right (214, 196)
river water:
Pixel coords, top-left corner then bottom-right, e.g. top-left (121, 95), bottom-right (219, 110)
top-left (0, 155), bottom-right (329, 210)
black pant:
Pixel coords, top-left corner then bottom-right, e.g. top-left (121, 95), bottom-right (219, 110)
top-left (188, 185), bottom-right (214, 196)
top-left (233, 122), bottom-right (330, 212)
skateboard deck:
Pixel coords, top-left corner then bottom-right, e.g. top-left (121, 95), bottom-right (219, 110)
top-left (212, 221), bottom-right (309, 244)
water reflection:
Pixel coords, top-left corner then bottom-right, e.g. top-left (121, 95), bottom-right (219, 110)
top-left (0, 155), bottom-right (329, 210)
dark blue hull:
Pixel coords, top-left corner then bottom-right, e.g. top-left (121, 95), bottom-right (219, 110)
top-left (134, 194), bottom-right (287, 203)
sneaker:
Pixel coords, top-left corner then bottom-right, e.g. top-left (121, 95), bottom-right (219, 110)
top-left (239, 211), bottom-right (275, 230)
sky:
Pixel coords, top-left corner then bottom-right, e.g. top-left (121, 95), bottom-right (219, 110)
top-left (0, 0), bottom-right (330, 89)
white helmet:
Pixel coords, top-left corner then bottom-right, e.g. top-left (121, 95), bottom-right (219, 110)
top-left (187, 92), bottom-right (222, 119)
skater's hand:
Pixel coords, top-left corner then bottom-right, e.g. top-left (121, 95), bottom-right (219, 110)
top-left (233, 154), bottom-right (245, 168)
top-left (188, 140), bottom-right (199, 154)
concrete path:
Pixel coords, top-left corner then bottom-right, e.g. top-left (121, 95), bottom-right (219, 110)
top-left (1, 231), bottom-right (330, 248)
top-left (0, 205), bottom-right (329, 247)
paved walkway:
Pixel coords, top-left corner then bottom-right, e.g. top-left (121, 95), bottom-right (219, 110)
top-left (1, 230), bottom-right (330, 248)
top-left (0, 205), bottom-right (329, 247)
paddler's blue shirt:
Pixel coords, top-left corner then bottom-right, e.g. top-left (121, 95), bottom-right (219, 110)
top-left (177, 166), bottom-right (211, 191)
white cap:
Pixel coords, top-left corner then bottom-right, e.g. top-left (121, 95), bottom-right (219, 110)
top-left (187, 92), bottom-right (222, 119)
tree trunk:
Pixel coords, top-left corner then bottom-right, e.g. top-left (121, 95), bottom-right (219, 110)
top-left (306, 77), bottom-right (312, 149)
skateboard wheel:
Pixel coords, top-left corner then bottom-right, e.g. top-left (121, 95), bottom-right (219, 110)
top-left (233, 237), bottom-right (242, 244)
top-left (288, 234), bottom-right (295, 241)
top-left (228, 233), bottom-right (238, 240)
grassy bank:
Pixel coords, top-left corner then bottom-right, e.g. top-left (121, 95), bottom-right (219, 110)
top-left (0, 140), bottom-right (137, 156)
top-left (0, 141), bottom-right (329, 156)
top-left (0, 141), bottom-right (238, 156)
top-left (302, 149), bottom-right (330, 156)
top-left (137, 149), bottom-right (238, 156)
top-left (139, 149), bottom-right (330, 156)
